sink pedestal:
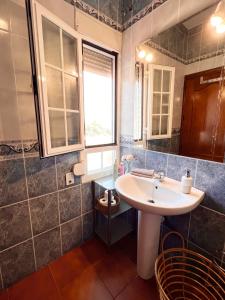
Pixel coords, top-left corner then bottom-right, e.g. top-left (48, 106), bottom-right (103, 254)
top-left (137, 211), bottom-right (162, 279)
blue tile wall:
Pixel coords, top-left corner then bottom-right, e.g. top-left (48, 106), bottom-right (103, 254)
top-left (0, 152), bottom-right (94, 288)
top-left (120, 146), bottom-right (225, 267)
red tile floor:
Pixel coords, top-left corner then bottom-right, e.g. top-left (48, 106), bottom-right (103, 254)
top-left (0, 234), bottom-right (160, 300)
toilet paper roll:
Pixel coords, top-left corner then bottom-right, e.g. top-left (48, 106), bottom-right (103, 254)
top-left (98, 198), bottom-right (117, 207)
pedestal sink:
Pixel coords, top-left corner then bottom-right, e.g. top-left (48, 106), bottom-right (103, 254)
top-left (115, 174), bottom-right (204, 280)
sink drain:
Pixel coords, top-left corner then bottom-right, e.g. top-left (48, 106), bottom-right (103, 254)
top-left (148, 199), bottom-right (155, 203)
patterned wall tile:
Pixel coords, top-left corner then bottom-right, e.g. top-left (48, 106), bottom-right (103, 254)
top-left (145, 150), bottom-right (168, 172)
top-left (99, 0), bottom-right (119, 22)
top-left (30, 192), bottom-right (59, 235)
top-left (164, 213), bottom-right (190, 239)
top-left (55, 152), bottom-right (80, 190)
top-left (82, 182), bottom-right (93, 213)
top-left (167, 155), bottom-right (197, 181)
top-left (189, 206), bottom-right (225, 260)
top-left (59, 186), bottom-right (81, 223)
top-left (0, 159), bottom-right (27, 207)
top-left (0, 202), bottom-right (32, 251)
top-left (133, 0), bottom-right (152, 15)
top-left (25, 156), bottom-right (57, 198)
top-left (61, 217), bottom-right (82, 253)
top-left (83, 212), bottom-right (94, 241)
top-left (83, 0), bottom-right (98, 9)
top-left (0, 240), bottom-right (35, 287)
top-left (195, 160), bottom-right (225, 214)
top-left (34, 227), bottom-right (61, 269)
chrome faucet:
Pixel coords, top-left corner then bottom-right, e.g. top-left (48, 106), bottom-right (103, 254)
top-left (153, 171), bottom-right (165, 182)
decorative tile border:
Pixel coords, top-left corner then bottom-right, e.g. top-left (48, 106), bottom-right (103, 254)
top-left (70, 0), bottom-right (123, 31)
top-left (66, 0), bottom-right (168, 32)
top-left (147, 40), bottom-right (225, 65)
top-left (0, 140), bottom-right (39, 157)
top-left (123, 0), bottom-right (168, 31)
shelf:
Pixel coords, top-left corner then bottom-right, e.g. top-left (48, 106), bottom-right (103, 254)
top-left (95, 217), bottom-right (133, 245)
top-left (94, 175), bottom-right (115, 190)
top-left (95, 200), bottom-right (132, 219)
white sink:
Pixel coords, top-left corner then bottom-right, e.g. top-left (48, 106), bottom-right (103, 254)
top-left (115, 173), bottom-right (204, 279)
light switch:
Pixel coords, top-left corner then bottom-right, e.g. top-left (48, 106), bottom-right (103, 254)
top-left (66, 172), bottom-right (75, 186)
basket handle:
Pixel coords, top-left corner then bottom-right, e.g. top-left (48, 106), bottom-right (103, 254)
top-left (161, 230), bottom-right (185, 252)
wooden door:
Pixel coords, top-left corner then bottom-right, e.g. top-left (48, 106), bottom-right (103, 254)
top-left (180, 67), bottom-right (225, 162)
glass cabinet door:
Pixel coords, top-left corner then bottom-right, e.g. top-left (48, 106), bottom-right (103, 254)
top-left (32, 2), bottom-right (84, 156)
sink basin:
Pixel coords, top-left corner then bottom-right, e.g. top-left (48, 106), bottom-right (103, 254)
top-left (115, 174), bottom-right (204, 216)
top-left (115, 173), bottom-right (204, 279)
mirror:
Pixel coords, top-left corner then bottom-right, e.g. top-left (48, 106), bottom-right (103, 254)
top-left (136, 3), bottom-right (225, 163)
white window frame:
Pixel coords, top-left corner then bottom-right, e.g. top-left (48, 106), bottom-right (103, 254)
top-left (83, 42), bottom-right (117, 148)
top-left (82, 41), bottom-right (119, 182)
top-left (82, 146), bottom-right (119, 183)
top-left (31, 1), bottom-right (85, 156)
top-left (147, 64), bottom-right (175, 140)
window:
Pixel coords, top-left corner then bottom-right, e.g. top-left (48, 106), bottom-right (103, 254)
top-left (83, 42), bottom-right (116, 147)
top-left (147, 64), bottom-right (175, 139)
top-left (31, 2), bottom-right (84, 156)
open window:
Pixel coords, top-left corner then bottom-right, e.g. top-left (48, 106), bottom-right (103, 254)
top-left (30, 1), bottom-right (84, 157)
top-left (82, 42), bottom-right (118, 181)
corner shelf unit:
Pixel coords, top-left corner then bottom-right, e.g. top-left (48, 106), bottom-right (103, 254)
top-left (92, 176), bottom-right (135, 246)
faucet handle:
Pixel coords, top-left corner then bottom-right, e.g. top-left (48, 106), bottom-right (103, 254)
top-left (154, 170), bottom-right (165, 182)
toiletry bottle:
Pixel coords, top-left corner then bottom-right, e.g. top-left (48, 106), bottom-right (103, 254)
top-left (181, 169), bottom-right (192, 194)
top-left (118, 162), bottom-right (125, 176)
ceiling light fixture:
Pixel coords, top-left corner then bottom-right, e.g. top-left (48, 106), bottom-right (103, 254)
top-left (211, 0), bottom-right (225, 33)
top-left (138, 50), bottom-right (146, 59)
top-left (145, 53), bottom-right (153, 62)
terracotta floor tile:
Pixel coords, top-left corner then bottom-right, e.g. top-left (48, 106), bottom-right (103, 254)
top-left (49, 248), bottom-right (91, 290)
top-left (8, 267), bottom-right (61, 300)
top-left (0, 290), bottom-right (8, 300)
top-left (81, 237), bottom-right (109, 265)
top-left (61, 265), bottom-right (113, 300)
top-left (116, 276), bottom-right (160, 300)
top-left (94, 251), bottom-right (137, 297)
top-left (114, 233), bottom-right (137, 263)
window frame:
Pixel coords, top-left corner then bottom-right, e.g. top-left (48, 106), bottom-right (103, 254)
top-left (31, 1), bottom-right (85, 157)
top-left (147, 64), bottom-right (175, 140)
top-left (82, 40), bottom-right (118, 149)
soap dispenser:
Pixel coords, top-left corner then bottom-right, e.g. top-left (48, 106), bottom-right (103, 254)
top-left (181, 169), bottom-right (192, 194)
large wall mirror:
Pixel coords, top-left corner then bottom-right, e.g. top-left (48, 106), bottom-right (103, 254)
top-left (135, 2), bottom-right (225, 163)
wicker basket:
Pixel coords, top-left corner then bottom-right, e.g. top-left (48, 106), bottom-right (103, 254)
top-left (155, 231), bottom-right (225, 300)
top-left (96, 194), bottom-right (120, 215)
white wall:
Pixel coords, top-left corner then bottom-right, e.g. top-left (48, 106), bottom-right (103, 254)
top-left (36, 0), bottom-right (122, 52)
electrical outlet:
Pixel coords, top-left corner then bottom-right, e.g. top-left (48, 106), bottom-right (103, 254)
top-left (66, 172), bottom-right (75, 186)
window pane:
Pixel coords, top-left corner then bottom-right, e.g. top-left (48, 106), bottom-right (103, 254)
top-left (83, 46), bottom-right (115, 147)
top-left (163, 70), bottom-right (171, 92)
top-left (103, 150), bottom-right (114, 169)
top-left (153, 69), bottom-right (162, 92)
top-left (65, 75), bottom-right (79, 110)
top-left (42, 17), bottom-right (61, 68)
top-left (153, 93), bottom-right (161, 114)
top-left (46, 67), bottom-right (64, 108)
top-left (161, 115), bottom-right (168, 135)
top-left (152, 115), bottom-right (160, 135)
top-left (67, 112), bottom-right (80, 145)
top-left (49, 110), bottom-right (66, 147)
top-left (63, 31), bottom-right (77, 75)
top-left (87, 152), bottom-right (101, 172)
top-left (162, 105), bottom-right (169, 114)
top-left (162, 94), bottom-right (169, 105)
